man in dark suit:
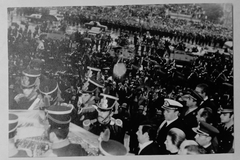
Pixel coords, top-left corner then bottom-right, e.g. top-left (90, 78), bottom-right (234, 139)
top-left (179, 89), bottom-right (203, 140)
top-left (155, 98), bottom-right (184, 154)
top-left (192, 121), bottom-right (219, 154)
top-left (195, 83), bottom-right (219, 123)
top-left (136, 123), bottom-right (161, 155)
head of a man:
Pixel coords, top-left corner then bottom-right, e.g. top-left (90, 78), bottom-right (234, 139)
top-left (194, 133), bottom-right (211, 147)
top-left (195, 83), bottom-right (209, 100)
top-left (136, 124), bottom-right (156, 144)
top-left (181, 89), bottom-right (203, 108)
top-left (97, 109), bottom-right (112, 124)
top-left (162, 99), bottom-right (183, 121)
top-left (196, 107), bottom-right (213, 123)
top-left (193, 121), bottom-right (219, 147)
top-left (165, 128), bottom-right (186, 153)
top-left (219, 104), bottom-right (234, 125)
top-left (178, 140), bottom-right (198, 155)
top-left (46, 105), bottom-right (73, 142)
top-left (21, 68), bottom-right (41, 97)
top-left (220, 111), bottom-right (234, 124)
top-left (48, 126), bottom-right (69, 142)
top-left (97, 93), bottom-right (119, 124)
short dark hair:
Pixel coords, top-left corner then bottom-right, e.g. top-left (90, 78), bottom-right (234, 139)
top-left (185, 145), bottom-right (207, 154)
top-left (140, 124), bottom-right (157, 141)
top-left (196, 83), bottom-right (209, 95)
top-left (200, 107), bottom-right (213, 124)
top-left (49, 126), bottom-right (69, 140)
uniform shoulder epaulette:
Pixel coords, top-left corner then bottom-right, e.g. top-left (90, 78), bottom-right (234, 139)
top-left (110, 118), bottom-right (123, 127)
top-left (115, 118), bottom-right (123, 127)
top-left (91, 119), bottom-right (97, 124)
top-left (83, 119), bottom-right (97, 125)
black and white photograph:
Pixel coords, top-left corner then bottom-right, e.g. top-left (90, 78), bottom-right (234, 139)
top-left (3, 0), bottom-right (237, 159)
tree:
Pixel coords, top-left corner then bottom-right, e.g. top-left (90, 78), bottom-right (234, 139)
top-left (199, 4), bottom-right (224, 23)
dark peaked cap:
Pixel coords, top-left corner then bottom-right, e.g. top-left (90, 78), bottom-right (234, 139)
top-left (182, 89), bottom-right (203, 103)
top-left (218, 104), bottom-right (233, 113)
top-left (192, 121), bottom-right (219, 137)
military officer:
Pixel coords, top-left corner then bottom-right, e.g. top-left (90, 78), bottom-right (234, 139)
top-left (84, 93), bottom-right (125, 144)
top-left (44, 105), bottom-right (88, 157)
top-left (192, 121), bottom-right (219, 154)
top-left (10, 68), bottom-right (42, 110)
top-left (75, 77), bottom-right (104, 127)
top-left (180, 89), bottom-right (203, 140)
top-left (217, 104), bottom-right (234, 153)
top-left (155, 98), bottom-right (185, 154)
top-left (38, 78), bottom-right (64, 109)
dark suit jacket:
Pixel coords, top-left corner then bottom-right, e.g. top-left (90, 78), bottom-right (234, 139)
top-left (139, 142), bottom-right (162, 155)
top-left (180, 107), bottom-right (200, 140)
top-left (155, 118), bottom-right (185, 154)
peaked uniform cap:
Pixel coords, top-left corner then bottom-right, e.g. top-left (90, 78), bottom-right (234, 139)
top-left (99, 140), bottom-right (127, 156)
top-left (192, 121), bottom-right (219, 137)
top-left (9, 113), bottom-right (18, 133)
top-left (182, 89), bottom-right (203, 103)
top-left (162, 98), bottom-right (183, 110)
top-left (85, 66), bottom-right (101, 79)
top-left (218, 104), bottom-right (233, 113)
top-left (97, 93), bottom-right (119, 111)
top-left (81, 77), bottom-right (104, 93)
top-left (21, 68), bottom-right (41, 88)
top-left (46, 105), bottom-right (73, 129)
top-left (87, 66), bottom-right (101, 72)
top-left (22, 68), bottom-right (41, 77)
top-left (39, 78), bottom-right (58, 95)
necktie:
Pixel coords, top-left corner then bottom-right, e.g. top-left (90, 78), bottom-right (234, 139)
top-left (157, 121), bottom-right (167, 137)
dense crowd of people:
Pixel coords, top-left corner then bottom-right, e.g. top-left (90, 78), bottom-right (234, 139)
top-left (15, 5), bottom-right (232, 47)
top-left (8, 5), bottom-right (233, 157)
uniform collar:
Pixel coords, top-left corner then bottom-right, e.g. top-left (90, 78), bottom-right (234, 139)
top-left (52, 139), bottom-right (70, 149)
top-left (166, 117), bottom-right (178, 126)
